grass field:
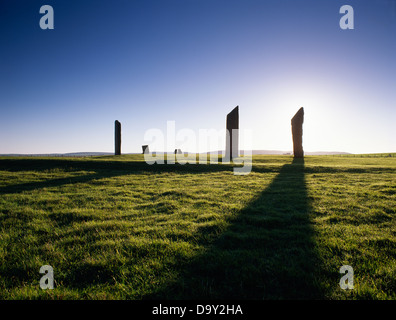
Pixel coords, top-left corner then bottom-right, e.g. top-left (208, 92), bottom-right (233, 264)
top-left (0, 154), bottom-right (395, 299)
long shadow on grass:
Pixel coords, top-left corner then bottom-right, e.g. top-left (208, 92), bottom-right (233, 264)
top-left (0, 156), bottom-right (391, 195)
top-left (144, 158), bottom-right (324, 299)
top-left (0, 158), bottom-right (272, 195)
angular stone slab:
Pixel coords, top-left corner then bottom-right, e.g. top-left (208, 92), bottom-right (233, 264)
top-left (142, 145), bottom-right (150, 154)
top-left (225, 106), bottom-right (239, 160)
top-left (291, 107), bottom-right (304, 158)
top-left (115, 120), bottom-right (121, 155)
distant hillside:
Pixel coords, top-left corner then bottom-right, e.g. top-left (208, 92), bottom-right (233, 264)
top-left (304, 151), bottom-right (351, 156)
top-left (0, 152), bottom-right (114, 157)
top-left (206, 150), bottom-right (351, 156)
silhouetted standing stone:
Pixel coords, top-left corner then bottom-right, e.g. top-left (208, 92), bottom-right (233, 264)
top-left (142, 145), bottom-right (149, 154)
top-left (174, 149), bottom-right (182, 154)
top-left (225, 106), bottom-right (239, 160)
top-left (291, 107), bottom-right (304, 158)
top-left (115, 120), bottom-right (121, 155)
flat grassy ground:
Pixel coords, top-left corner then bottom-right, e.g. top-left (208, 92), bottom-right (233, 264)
top-left (0, 154), bottom-right (395, 299)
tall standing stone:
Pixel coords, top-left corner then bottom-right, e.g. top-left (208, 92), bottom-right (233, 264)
top-left (291, 107), bottom-right (304, 158)
top-left (142, 145), bottom-right (149, 154)
top-left (115, 120), bottom-right (121, 155)
top-left (225, 106), bottom-right (239, 160)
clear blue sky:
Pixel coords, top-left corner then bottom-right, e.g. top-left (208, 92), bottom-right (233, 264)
top-left (0, 0), bottom-right (395, 154)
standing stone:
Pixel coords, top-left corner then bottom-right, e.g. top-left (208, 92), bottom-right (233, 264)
top-left (142, 145), bottom-right (149, 154)
top-left (174, 149), bottom-right (182, 154)
top-left (225, 106), bottom-right (239, 160)
top-left (291, 107), bottom-right (304, 158)
top-left (115, 120), bottom-right (121, 155)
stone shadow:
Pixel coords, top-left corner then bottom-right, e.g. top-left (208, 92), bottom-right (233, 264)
top-left (144, 157), bottom-right (325, 299)
top-left (0, 158), bottom-right (228, 195)
top-left (0, 157), bottom-right (254, 196)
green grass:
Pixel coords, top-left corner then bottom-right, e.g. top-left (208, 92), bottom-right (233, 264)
top-left (0, 154), bottom-right (395, 299)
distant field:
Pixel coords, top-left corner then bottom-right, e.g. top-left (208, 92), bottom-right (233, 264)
top-left (330, 153), bottom-right (396, 158)
top-left (0, 154), bottom-right (395, 299)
